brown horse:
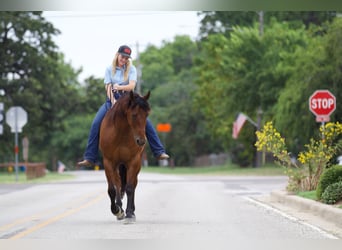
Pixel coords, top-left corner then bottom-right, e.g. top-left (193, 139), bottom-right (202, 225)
top-left (99, 91), bottom-right (150, 223)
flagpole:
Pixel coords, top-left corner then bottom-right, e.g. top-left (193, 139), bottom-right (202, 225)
top-left (244, 114), bottom-right (258, 128)
top-left (255, 108), bottom-right (263, 167)
top-left (232, 111), bottom-right (263, 167)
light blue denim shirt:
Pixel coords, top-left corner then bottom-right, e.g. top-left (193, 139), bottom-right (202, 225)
top-left (103, 64), bottom-right (137, 86)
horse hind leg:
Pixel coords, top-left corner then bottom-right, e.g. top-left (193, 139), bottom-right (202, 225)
top-left (119, 164), bottom-right (127, 199)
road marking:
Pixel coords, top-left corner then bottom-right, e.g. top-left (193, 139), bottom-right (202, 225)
top-left (8, 192), bottom-right (106, 239)
top-left (0, 190), bottom-right (104, 234)
top-left (244, 197), bottom-right (339, 239)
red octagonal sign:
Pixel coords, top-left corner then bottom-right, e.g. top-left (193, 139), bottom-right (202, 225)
top-left (309, 90), bottom-right (336, 122)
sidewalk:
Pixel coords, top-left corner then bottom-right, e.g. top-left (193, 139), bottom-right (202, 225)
top-left (258, 190), bottom-right (342, 238)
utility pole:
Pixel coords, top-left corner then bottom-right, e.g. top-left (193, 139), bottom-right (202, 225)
top-left (255, 10), bottom-right (264, 167)
top-left (135, 41), bottom-right (142, 95)
top-left (258, 11), bottom-right (264, 36)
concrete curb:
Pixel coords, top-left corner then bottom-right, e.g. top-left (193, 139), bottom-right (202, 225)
top-left (270, 190), bottom-right (342, 227)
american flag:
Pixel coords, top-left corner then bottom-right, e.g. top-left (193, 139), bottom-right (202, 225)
top-left (232, 113), bottom-right (247, 139)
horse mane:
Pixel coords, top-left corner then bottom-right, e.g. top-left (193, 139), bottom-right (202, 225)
top-left (108, 91), bottom-right (150, 122)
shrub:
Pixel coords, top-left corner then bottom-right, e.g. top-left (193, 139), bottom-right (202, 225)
top-left (255, 122), bottom-right (342, 192)
top-left (316, 165), bottom-right (342, 200)
top-left (321, 181), bottom-right (342, 204)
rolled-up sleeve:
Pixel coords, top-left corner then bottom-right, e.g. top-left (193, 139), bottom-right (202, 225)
top-left (104, 66), bottom-right (112, 84)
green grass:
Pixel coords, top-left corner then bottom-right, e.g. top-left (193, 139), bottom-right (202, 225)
top-left (0, 171), bottom-right (75, 184)
top-left (0, 163), bottom-right (285, 184)
top-left (296, 190), bottom-right (342, 209)
top-left (296, 190), bottom-right (317, 201)
top-left (141, 163), bottom-right (285, 176)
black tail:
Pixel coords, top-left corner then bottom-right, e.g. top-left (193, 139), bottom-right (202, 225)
top-left (119, 164), bottom-right (127, 199)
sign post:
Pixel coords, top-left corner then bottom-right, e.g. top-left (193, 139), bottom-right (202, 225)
top-left (6, 106), bottom-right (28, 181)
top-left (156, 123), bottom-right (172, 147)
top-left (0, 102), bottom-right (4, 135)
top-left (309, 89), bottom-right (336, 140)
top-left (156, 123), bottom-right (172, 166)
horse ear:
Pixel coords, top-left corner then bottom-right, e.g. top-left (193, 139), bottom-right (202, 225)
top-left (144, 90), bottom-right (151, 101)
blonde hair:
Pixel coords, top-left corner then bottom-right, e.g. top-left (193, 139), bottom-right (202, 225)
top-left (112, 53), bottom-right (131, 81)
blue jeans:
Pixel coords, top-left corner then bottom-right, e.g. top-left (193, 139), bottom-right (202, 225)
top-left (83, 100), bottom-right (165, 163)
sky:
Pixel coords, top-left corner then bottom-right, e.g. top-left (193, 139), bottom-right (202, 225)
top-left (43, 11), bottom-right (202, 82)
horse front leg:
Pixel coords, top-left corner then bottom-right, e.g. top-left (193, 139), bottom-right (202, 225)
top-left (125, 163), bottom-right (140, 223)
top-left (125, 182), bottom-right (136, 221)
top-left (107, 184), bottom-right (124, 220)
top-left (104, 160), bottom-right (125, 220)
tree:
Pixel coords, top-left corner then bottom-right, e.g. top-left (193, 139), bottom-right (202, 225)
top-left (193, 20), bottom-right (311, 166)
top-left (138, 45), bottom-right (173, 92)
top-left (0, 12), bottom-right (82, 168)
top-left (198, 11), bottom-right (258, 38)
top-left (139, 35), bottom-right (224, 166)
top-left (197, 11), bottom-right (337, 39)
top-left (139, 35), bottom-right (198, 93)
top-left (274, 18), bottom-right (342, 153)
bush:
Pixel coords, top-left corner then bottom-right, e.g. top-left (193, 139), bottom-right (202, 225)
top-left (316, 165), bottom-right (342, 199)
top-left (321, 181), bottom-right (342, 204)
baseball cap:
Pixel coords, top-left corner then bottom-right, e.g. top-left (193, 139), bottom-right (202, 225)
top-left (118, 45), bottom-right (132, 58)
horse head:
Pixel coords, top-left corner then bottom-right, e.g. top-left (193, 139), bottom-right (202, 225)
top-left (126, 91), bottom-right (151, 146)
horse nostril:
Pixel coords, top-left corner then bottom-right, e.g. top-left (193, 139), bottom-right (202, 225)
top-left (136, 138), bottom-right (146, 146)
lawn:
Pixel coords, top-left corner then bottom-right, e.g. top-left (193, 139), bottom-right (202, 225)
top-left (296, 190), bottom-right (342, 209)
top-left (0, 171), bottom-right (75, 184)
top-left (0, 163), bottom-right (285, 184)
top-left (296, 190), bottom-right (317, 200)
top-left (141, 163), bottom-right (285, 176)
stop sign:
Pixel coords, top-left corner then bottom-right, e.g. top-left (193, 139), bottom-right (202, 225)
top-left (6, 106), bottom-right (28, 133)
top-left (309, 90), bottom-right (336, 122)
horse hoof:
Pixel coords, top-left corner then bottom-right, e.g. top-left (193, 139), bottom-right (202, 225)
top-left (114, 208), bottom-right (125, 220)
top-left (116, 214), bottom-right (125, 220)
top-left (124, 214), bottom-right (136, 224)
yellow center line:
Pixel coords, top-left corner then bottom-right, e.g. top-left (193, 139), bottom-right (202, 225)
top-left (0, 190), bottom-right (104, 233)
top-left (8, 192), bottom-right (106, 240)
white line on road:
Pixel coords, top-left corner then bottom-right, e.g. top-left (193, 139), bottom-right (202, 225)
top-left (244, 196), bottom-right (339, 239)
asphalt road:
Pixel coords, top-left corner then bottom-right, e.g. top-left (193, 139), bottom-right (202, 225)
top-left (0, 170), bottom-right (338, 239)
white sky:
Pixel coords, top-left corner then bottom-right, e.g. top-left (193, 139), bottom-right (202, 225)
top-left (43, 11), bottom-right (202, 82)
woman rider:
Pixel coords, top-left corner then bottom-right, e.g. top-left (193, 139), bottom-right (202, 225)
top-left (77, 45), bottom-right (169, 167)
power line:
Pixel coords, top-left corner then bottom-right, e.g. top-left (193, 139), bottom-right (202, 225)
top-left (43, 11), bottom-right (198, 19)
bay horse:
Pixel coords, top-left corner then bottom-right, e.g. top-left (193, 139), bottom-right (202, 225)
top-left (99, 91), bottom-right (150, 223)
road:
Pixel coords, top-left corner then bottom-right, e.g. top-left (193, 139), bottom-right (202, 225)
top-left (0, 170), bottom-right (338, 239)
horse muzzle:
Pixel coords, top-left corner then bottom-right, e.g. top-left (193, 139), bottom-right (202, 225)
top-left (134, 136), bottom-right (146, 146)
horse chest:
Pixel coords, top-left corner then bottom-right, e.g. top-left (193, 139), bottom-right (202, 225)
top-left (113, 145), bottom-right (144, 162)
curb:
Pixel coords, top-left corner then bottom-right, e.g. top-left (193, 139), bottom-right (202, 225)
top-left (270, 190), bottom-right (342, 227)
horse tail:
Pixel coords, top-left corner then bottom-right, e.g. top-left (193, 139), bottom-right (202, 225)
top-left (119, 164), bottom-right (127, 199)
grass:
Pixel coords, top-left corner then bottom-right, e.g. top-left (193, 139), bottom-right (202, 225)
top-left (141, 163), bottom-right (285, 176)
top-left (0, 163), bottom-right (285, 184)
top-left (0, 171), bottom-right (75, 184)
top-left (296, 190), bottom-right (342, 209)
top-left (297, 190), bottom-right (317, 201)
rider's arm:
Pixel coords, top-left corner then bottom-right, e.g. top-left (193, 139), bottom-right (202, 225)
top-left (113, 79), bottom-right (136, 92)
top-left (112, 64), bottom-right (137, 92)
